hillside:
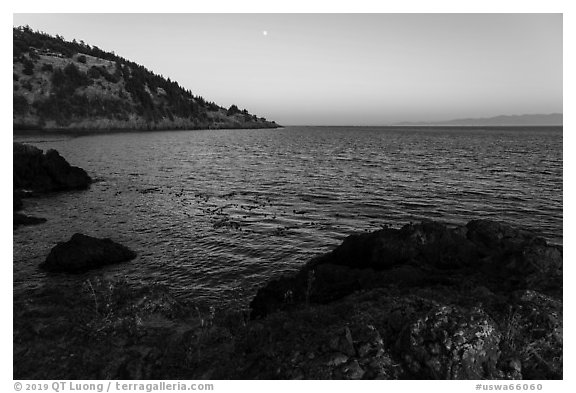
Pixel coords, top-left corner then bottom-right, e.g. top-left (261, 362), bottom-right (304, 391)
top-left (13, 26), bottom-right (278, 131)
top-left (396, 113), bottom-right (563, 127)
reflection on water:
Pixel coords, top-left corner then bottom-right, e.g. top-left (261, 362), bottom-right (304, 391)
top-left (13, 126), bottom-right (563, 307)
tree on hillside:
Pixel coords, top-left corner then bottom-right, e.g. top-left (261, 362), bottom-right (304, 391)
top-left (22, 58), bottom-right (34, 75)
top-left (87, 66), bottom-right (101, 79)
top-left (227, 105), bottom-right (240, 116)
top-left (63, 63), bottom-right (91, 88)
top-left (13, 94), bottom-right (29, 115)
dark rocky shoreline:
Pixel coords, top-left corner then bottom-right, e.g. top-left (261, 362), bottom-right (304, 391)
top-left (245, 219), bottom-right (562, 379)
top-left (13, 216), bottom-right (562, 379)
top-left (13, 142), bottom-right (91, 193)
top-left (251, 219), bottom-right (562, 317)
top-left (13, 142), bottom-right (91, 228)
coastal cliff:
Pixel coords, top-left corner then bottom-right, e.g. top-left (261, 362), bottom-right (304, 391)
top-left (14, 219), bottom-right (562, 379)
top-left (13, 26), bottom-right (278, 132)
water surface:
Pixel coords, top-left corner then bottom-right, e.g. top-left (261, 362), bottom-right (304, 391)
top-left (13, 126), bottom-right (563, 307)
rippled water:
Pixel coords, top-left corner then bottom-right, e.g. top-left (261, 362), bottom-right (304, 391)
top-left (13, 126), bottom-right (563, 307)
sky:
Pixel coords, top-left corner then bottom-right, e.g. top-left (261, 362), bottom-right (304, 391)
top-left (12, 13), bottom-right (563, 126)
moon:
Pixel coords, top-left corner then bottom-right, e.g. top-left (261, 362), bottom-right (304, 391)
top-left (262, 30), bottom-right (268, 36)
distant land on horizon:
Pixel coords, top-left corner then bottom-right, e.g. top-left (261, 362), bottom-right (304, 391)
top-left (394, 113), bottom-right (563, 127)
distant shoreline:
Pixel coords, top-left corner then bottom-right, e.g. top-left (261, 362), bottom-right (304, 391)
top-left (13, 124), bottom-right (282, 136)
top-left (271, 125), bottom-right (562, 129)
top-left (13, 124), bottom-right (561, 137)
top-left (390, 124), bottom-right (563, 128)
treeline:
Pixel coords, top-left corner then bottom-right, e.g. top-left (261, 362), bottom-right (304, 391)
top-left (14, 25), bottom-right (117, 60)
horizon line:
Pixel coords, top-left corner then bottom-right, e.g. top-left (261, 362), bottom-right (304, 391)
top-left (282, 124), bottom-right (563, 128)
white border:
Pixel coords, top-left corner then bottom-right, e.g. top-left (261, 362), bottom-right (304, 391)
top-left (3, 1), bottom-right (572, 391)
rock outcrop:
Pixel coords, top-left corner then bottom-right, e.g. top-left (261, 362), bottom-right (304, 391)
top-left (245, 219), bottom-right (562, 379)
top-left (13, 142), bottom-right (92, 228)
top-left (14, 142), bottom-right (91, 193)
top-left (40, 233), bottom-right (136, 273)
top-left (250, 220), bottom-right (562, 317)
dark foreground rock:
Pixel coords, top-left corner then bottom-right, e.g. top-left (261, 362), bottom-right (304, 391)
top-left (13, 276), bottom-right (562, 380)
top-left (14, 219), bottom-right (562, 380)
top-left (244, 219), bottom-right (562, 379)
top-left (40, 233), bottom-right (136, 273)
top-left (14, 142), bottom-right (91, 193)
top-left (250, 220), bottom-right (562, 318)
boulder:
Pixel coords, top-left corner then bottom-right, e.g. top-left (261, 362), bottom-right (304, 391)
top-left (13, 142), bottom-right (91, 193)
top-left (315, 220), bottom-right (478, 271)
top-left (40, 233), bottom-right (136, 273)
top-left (397, 305), bottom-right (501, 379)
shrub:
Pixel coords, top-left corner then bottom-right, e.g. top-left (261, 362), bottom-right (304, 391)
top-left (77, 54), bottom-right (87, 63)
top-left (62, 63), bottom-right (92, 89)
top-left (41, 63), bottom-right (53, 72)
top-left (100, 68), bottom-right (119, 83)
top-left (13, 94), bottom-right (29, 115)
top-left (87, 66), bottom-right (101, 79)
top-left (51, 68), bottom-right (66, 89)
top-left (22, 58), bottom-right (34, 75)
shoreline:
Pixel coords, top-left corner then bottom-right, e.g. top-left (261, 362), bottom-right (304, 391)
top-left (13, 124), bottom-right (282, 137)
top-left (286, 125), bottom-right (563, 130)
top-left (13, 124), bottom-right (562, 136)
top-left (13, 218), bottom-right (563, 379)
